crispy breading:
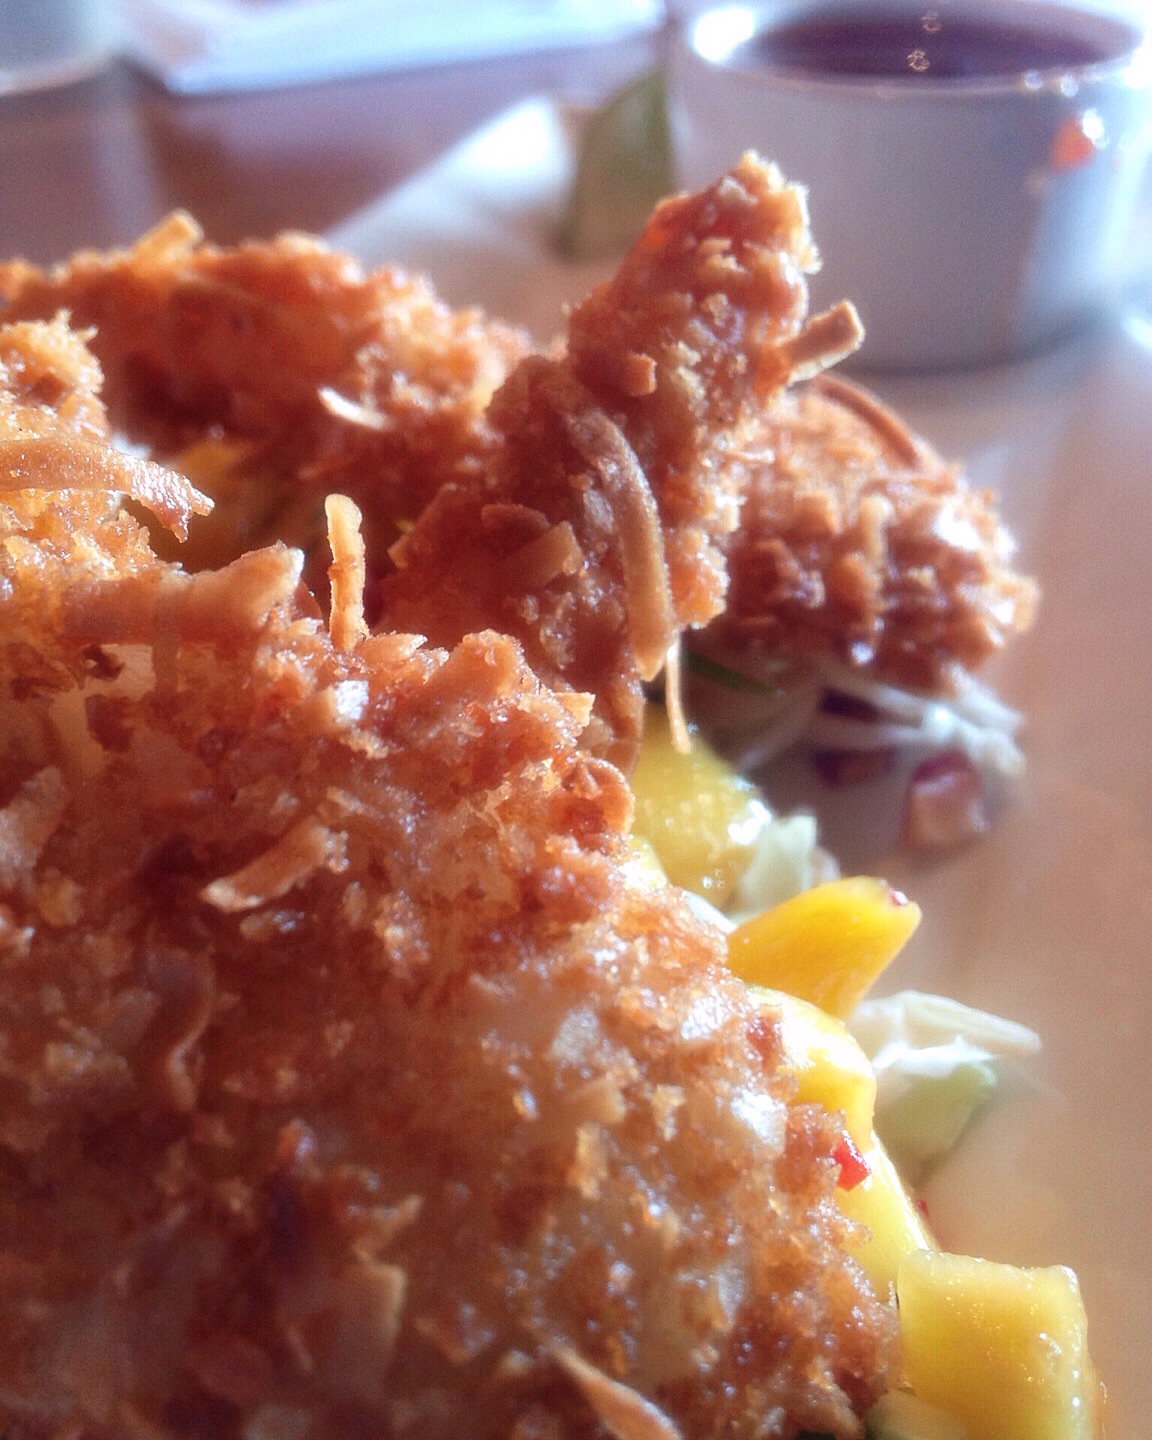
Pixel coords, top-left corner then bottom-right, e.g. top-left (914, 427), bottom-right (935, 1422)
top-left (379, 158), bottom-right (861, 766)
top-left (708, 374), bottom-right (1037, 693)
top-left (0, 145), bottom-right (1046, 1437)
top-left (0, 318), bottom-right (896, 1439)
top-left (0, 211), bottom-right (529, 576)
top-left (0, 167), bottom-right (862, 770)
top-left (0, 174), bottom-right (1032, 734)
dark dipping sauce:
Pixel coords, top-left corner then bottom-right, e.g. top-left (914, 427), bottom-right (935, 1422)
top-left (733, 9), bottom-right (1120, 80)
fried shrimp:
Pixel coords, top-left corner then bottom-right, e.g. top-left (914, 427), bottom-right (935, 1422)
top-left (0, 162), bottom-right (1033, 750)
top-left (0, 157), bottom-right (865, 770)
top-left (0, 211), bottom-right (530, 575)
top-left (379, 157), bottom-right (862, 765)
top-left (707, 374), bottom-right (1037, 694)
top-left (0, 317), bottom-right (896, 1439)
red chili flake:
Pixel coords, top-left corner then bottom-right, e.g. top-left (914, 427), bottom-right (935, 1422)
top-left (832, 1134), bottom-right (870, 1190)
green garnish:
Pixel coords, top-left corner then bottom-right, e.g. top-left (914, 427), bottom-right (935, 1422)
top-left (557, 68), bottom-right (675, 261)
top-left (684, 650), bottom-right (781, 696)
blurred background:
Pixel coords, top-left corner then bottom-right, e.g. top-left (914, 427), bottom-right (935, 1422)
top-left (0, 0), bottom-right (667, 261)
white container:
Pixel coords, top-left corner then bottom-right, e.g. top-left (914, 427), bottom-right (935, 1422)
top-left (0, 0), bottom-right (115, 95)
top-left (669, 0), bottom-right (1152, 370)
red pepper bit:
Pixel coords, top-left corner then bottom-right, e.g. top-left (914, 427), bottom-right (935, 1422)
top-left (832, 1133), bottom-right (870, 1190)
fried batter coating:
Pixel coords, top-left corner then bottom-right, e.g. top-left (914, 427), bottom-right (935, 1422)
top-left (708, 374), bottom-right (1037, 693)
top-left (0, 319), bottom-right (896, 1439)
top-left (0, 167), bottom-right (863, 770)
top-left (0, 164), bottom-right (1032, 744)
top-left (0, 314), bottom-right (212, 542)
top-left (0, 211), bottom-right (529, 573)
top-left (380, 158), bottom-right (861, 765)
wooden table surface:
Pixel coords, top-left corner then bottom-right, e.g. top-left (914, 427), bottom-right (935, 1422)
top-left (0, 38), bottom-right (655, 266)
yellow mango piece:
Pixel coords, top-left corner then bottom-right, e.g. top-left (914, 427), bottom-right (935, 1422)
top-left (630, 705), bottom-right (767, 907)
top-left (748, 986), bottom-right (876, 1148)
top-left (727, 876), bottom-right (921, 1016)
top-left (897, 1250), bottom-right (1103, 1440)
top-left (747, 991), bottom-right (931, 1304)
top-left (836, 1135), bottom-right (935, 1299)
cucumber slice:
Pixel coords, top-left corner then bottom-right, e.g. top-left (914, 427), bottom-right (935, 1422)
top-left (876, 1059), bottom-right (997, 1173)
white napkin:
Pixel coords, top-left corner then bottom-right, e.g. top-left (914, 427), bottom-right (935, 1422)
top-left (121, 0), bottom-right (663, 94)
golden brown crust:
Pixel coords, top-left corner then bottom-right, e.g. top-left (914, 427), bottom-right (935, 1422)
top-left (0, 164), bottom-right (840, 771)
top-left (564, 160), bottom-right (818, 630)
top-left (380, 158), bottom-right (843, 768)
top-left (0, 157), bottom-right (1045, 1433)
top-left (0, 316), bottom-right (896, 1439)
top-left (0, 212), bottom-right (529, 576)
top-left (0, 178), bottom-right (1034, 752)
top-left (710, 375), bottom-right (1037, 693)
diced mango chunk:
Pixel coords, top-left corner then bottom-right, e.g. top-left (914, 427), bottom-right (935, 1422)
top-left (749, 985), bottom-right (876, 1147)
top-left (747, 991), bottom-right (932, 1303)
top-left (727, 876), bottom-right (921, 1017)
top-left (835, 1135), bottom-right (935, 1299)
top-left (897, 1250), bottom-right (1103, 1440)
top-left (631, 704), bottom-right (767, 906)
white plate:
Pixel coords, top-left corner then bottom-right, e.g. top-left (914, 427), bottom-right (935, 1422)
top-left (331, 98), bottom-right (1152, 1433)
